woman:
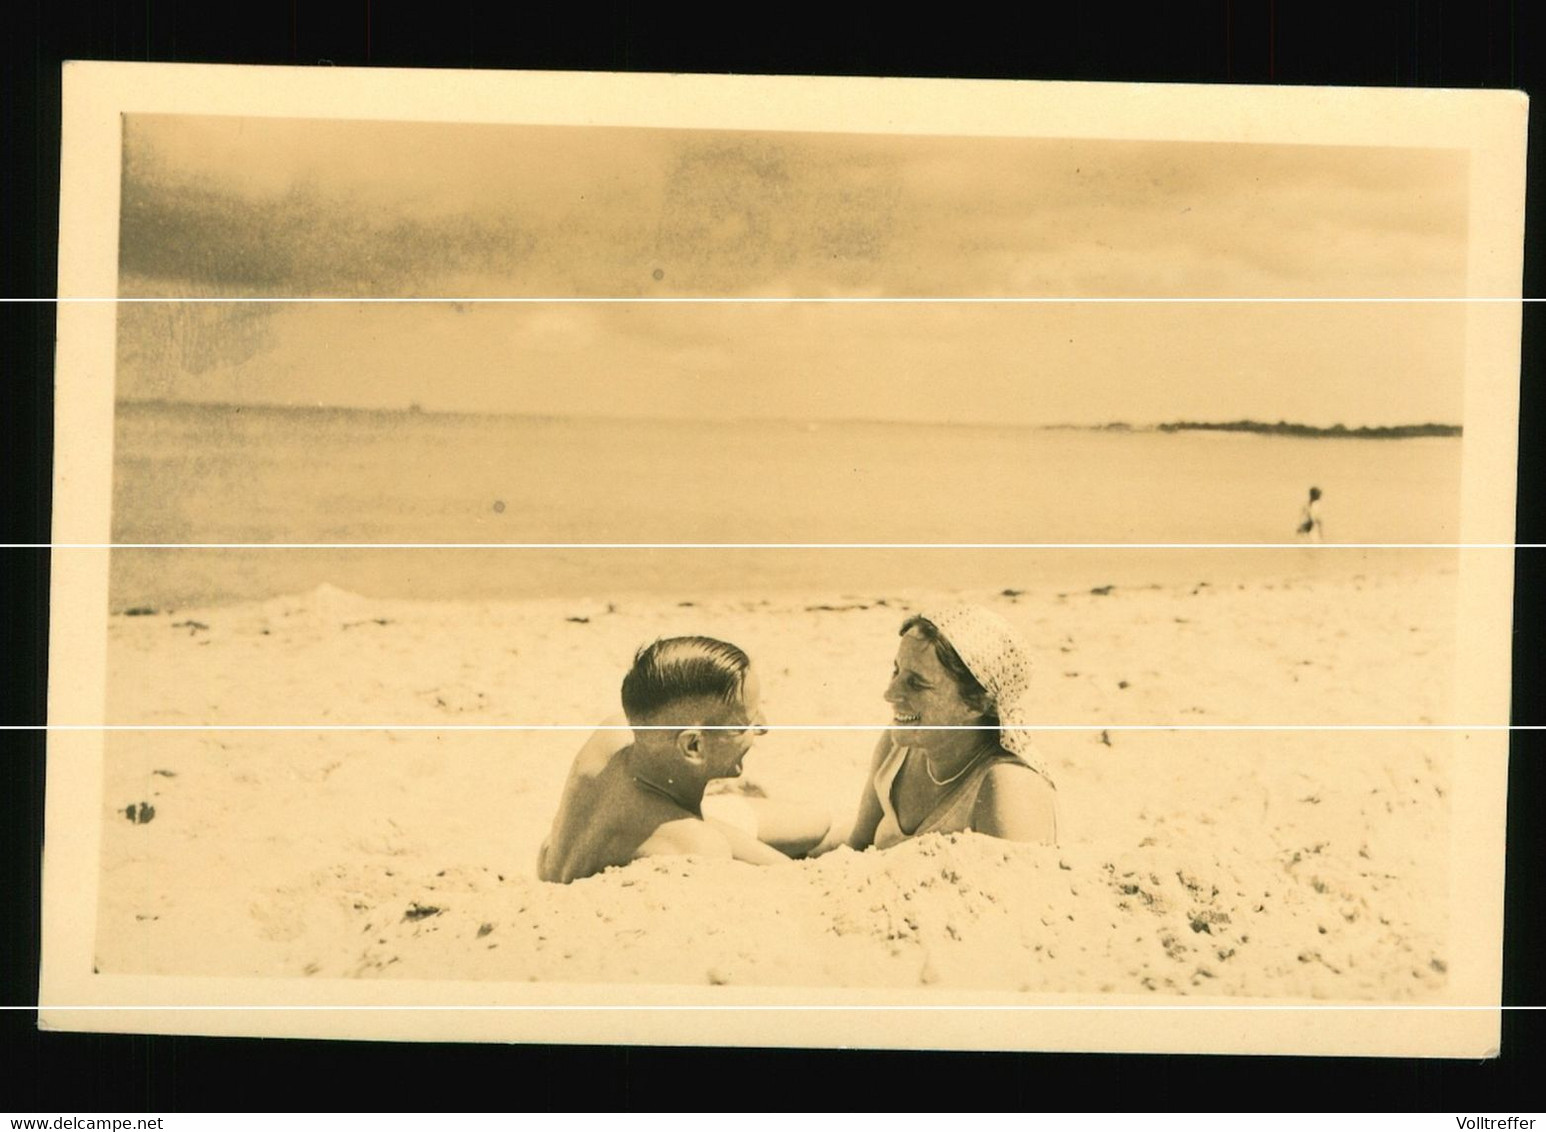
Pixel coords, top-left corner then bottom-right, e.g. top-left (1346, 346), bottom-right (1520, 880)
top-left (845, 603), bottom-right (1057, 849)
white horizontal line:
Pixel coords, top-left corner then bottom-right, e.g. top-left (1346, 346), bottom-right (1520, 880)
top-left (18, 1004), bottom-right (1531, 1012)
top-left (11, 542), bottom-right (1502, 550)
top-left (20, 296), bottom-right (1535, 304)
top-left (14, 724), bottom-right (1517, 732)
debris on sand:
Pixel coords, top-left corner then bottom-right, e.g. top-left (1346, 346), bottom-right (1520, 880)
top-left (124, 802), bottom-right (156, 824)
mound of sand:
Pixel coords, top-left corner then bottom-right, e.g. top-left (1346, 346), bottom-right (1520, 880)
top-left (218, 832), bottom-right (1442, 998)
top-left (95, 565), bottom-right (1459, 1001)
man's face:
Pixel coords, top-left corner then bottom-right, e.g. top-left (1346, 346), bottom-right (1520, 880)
top-left (701, 667), bottom-right (766, 779)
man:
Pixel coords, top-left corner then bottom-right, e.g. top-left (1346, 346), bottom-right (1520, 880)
top-left (537, 635), bottom-right (794, 883)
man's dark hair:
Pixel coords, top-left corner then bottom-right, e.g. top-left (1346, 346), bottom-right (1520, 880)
top-left (621, 636), bottom-right (751, 724)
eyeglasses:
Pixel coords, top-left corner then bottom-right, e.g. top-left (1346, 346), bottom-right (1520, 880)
top-left (722, 720), bottom-right (769, 737)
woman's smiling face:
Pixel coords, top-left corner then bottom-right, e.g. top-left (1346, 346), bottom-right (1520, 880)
top-left (884, 629), bottom-right (985, 748)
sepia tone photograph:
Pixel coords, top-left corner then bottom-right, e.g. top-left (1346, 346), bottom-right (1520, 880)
top-left (40, 64), bottom-right (1525, 1055)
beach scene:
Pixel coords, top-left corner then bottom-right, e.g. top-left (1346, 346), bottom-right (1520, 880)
top-left (97, 398), bottom-right (1461, 997)
top-left (87, 112), bottom-right (1472, 1003)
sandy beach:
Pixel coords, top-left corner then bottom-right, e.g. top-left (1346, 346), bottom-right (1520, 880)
top-left (95, 559), bottom-right (1456, 998)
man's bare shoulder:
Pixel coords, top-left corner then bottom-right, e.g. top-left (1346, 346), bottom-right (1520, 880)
top-left (572, 748), bottom-right (622, 781)
top-left (570, 720), bottom-right (632, 779)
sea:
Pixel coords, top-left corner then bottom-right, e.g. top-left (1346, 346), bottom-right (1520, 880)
top-left (108, 401), bottom-right (1463, 610)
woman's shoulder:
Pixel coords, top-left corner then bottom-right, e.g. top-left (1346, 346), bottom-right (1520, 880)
top-left (972, 757), bottom-right (1057, 843)
top-left (870, 732), bottom-right (907, 769)
top-left (870, 740), bottom-right (910, 794)
top-left (982, 753), bottom-right (1056, 792)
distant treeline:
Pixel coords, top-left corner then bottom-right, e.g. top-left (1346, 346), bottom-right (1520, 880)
top-left (1152, 420), bottom-right (1461, 439)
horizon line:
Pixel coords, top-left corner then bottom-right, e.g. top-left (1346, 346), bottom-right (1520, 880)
top-left (114, 398), bottom-right (1464, 435)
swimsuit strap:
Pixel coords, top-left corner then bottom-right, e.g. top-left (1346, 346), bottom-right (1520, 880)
top-left (874, 743), bottom-right (1042, 848)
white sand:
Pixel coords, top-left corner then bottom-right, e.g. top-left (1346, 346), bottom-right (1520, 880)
top-left (96, 563), bottom-right (1456, 997)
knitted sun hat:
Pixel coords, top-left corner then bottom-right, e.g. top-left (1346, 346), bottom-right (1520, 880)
top-left (920, 603), bottom-right (1046, 778)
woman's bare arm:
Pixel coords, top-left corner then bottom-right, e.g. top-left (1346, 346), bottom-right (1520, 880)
top-left (972, 764), bottom-right (1057, 845)
top-left (839, 733), bottom-right (894, 851)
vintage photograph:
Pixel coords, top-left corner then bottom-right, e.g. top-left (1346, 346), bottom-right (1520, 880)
top-left (41, 66), bottom-right (1524, 1054)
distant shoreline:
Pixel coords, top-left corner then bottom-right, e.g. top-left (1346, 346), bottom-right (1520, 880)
top-left (1153, 420), bottom-right (1461, 439)
top-left (1046, 419), bottom-right (1462, 439)
top-left (115, 399), bottom-right (1462, 438)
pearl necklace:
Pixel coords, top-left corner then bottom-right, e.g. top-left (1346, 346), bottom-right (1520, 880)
top-left (924, 746), bottom-right (990, 787)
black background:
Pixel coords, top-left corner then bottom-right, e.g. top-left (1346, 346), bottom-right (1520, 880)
top-left (4, 0), bottom-right (1543, 1112)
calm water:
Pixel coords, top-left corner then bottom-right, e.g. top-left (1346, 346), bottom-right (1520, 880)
top-left (110, 401), bottom-right (1461, 608)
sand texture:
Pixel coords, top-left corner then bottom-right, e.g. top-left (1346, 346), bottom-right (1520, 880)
top-left (96, 564), bottom-right (1456, 998)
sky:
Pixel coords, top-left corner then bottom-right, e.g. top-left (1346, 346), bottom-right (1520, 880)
top-left (114, 115), bottom-right (1469, 426)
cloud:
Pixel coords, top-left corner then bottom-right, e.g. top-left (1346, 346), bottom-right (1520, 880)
top-left (118, 117), bottom-right (1467, 300)
top-left (113, 118), bottom-right (1467, 427)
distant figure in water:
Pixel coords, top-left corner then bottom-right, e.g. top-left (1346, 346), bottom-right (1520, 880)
top-left (537, 636), bottom-right (832, 883)
top-left (1297, 486), bottom-right (1325, 542)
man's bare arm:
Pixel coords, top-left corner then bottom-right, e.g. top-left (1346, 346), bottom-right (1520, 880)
top-left (634, 817), bottom-right (734, 863)
top-left (708, 818), bottom-right (793, 866)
